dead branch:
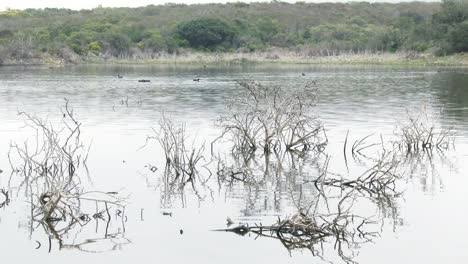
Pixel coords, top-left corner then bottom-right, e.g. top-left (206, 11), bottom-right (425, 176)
top-left (394, 107), bottom-right (454, 154)
top-left (7, 99), bottom-right (128, 252)
top-left (0, 188), bottom-right (10, 208)
top-left (215, 80), bottom-right (327, 155)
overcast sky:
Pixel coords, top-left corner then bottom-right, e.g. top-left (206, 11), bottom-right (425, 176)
top-left (0, 0), bottom-right (439, 11)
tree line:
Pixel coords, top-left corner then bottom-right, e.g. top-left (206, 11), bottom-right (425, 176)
top-left (0, 0), bottom-right (466, 63)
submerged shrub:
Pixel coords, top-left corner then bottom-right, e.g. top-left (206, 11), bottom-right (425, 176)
top-left (216, 81), bottom-right (327, 155)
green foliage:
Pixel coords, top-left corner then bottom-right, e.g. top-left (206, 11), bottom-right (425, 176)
top-left (0, 30), bottom-right (13, 39)
top-left (87, 41), bottom-right (101, 54)
top-left (176, 18), bottom-right (237, 50)
top-left (255, 19), bottom-right (281, 44)
top-left (435, 0), bottom-right (468, 25)
top-left (142, 32), bottom-right (165, 51)
top-left (306, 23), bottom-right (393, 52)
top-left (450, 21), bottom-right (468, 52)
top-left (0, 1), bottom-right (466, 60)
top-left (0, 10), bottom-right (24, 17)
top-left (106, 33), bottom-right (130, 55)
top-left (432, 0), bottom-right (468, 54)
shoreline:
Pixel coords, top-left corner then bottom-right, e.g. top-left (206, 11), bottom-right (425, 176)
top-left (2, 52), bottom-right (468, 67)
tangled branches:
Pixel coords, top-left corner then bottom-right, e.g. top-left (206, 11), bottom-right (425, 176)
top-left (314, 152), bottom-right (401, 200)
top-left (7, 99), bottom-right (127, 252)
top-left (30, 192), bottom-right (128, 252)
top-left (216, 132), bottom-right (406, 263)
top-left (216, 81), bottom-right (327, 155)
top-left (0, 188), bottom-right (10, 208)
top-left (147, 114), bottom-right (211, 194)
top-left (394, 107), bottom-right (454, 154)
top-left (218, 191), bottom-right (379, 264)
top-left (8, 98), bottom-right (89, 196)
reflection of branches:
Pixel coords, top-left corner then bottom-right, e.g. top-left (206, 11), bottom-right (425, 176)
top-left (216, 149), bottom-right (323, 217)
top-left (401, 148), bottom-right (451, 194)
top-left (217, 191), bottom-right (380, 264)
top-left (394, 107), bottom-right (454, 154)
top-left (216, 131), bottom-right (409, 263)
top-left (31, 197), bottom-right (129, 253)
top-left (0, 188), bottom-right (10, 208)
top-left (316, 152), bottom-right (403, 232)
top-left (8, 98), bottom-right (89, 197)
top-left (7, 99), bottom-right (128, 252)
top-left (147, 114), bottom-right (211, 187)
top-left (143, 114), bottom-right (214, 207)
top-left (347, 130), bottom-right (452, 196)
top-left (312, 151), bottom-right (401, 199)
top-left (217, 147), bottom-right (321, 185)
top-left (392, 106), bottom-right (455, 193)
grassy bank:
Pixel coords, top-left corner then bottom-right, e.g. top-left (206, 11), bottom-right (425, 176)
top-left (2, 51), bottom-right (468, 67)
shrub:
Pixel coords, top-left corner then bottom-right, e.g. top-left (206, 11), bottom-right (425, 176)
top-left (87, 41), bottom-right (101, 54)
top-left (176, 18), bottom-right (237, 50)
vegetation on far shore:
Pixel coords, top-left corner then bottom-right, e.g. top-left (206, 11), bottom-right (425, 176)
top-left (4, 50), bottom-right (468, 67)
top-left (0, 0), bottom-right (467, 66)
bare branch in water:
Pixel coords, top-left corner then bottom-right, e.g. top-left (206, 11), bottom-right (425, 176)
top-left (144, 113), bottom-right (213, 205)
top-left (214, 80), bottom-right (327, 156)
top-left (7, 98), bottom-right (128, 252)
top-left (394, 107), bottom-right (454, 154)
top-left (216, 190), bottom-right (381, 264)
top-left (0, 188), bottom-right (10, 208)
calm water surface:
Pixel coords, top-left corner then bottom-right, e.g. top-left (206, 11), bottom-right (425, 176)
top-left (0, 65), bottom-right (467, 263)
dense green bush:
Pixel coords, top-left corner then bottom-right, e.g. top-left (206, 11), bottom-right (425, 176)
top-left (450, 21), bottom-right (468, 52)
top-left (432, 0), bottom-right (468, 54)
top-left (176, 18), bottom-right (238, 50)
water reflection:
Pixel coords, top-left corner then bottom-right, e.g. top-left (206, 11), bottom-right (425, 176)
top-left (432, 72), bottom-right (468, 129)
top-left (0, 65), bottom-right (467, 264)
top-left (5, 100), bottom-right (129, 254)
top-left (0, 188), bottom-right (9, 208)
top-left (217, 148), bottom-right (401, 264)
top-left (213, 119), bottom-right (453, 263)
top-left (30, 198), bottom-right (129, 253)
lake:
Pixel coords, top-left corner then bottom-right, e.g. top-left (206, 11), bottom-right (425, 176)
top-left (0, 64), bottom-right (467, 264)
